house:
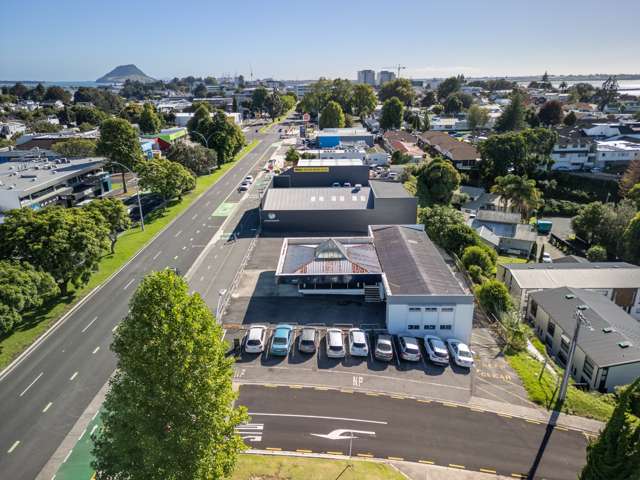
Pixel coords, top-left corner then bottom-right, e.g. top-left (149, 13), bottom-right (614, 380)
top-left (594, 140), bottom-right (640, 169)
top-left (497, 262), bottom-right (640, 320)
top-left (418, 131), bottom-right (480, 170)
top-left (366, 145), bottom-right (390, 165)
top-left (316, 128), bottom-right (374, 148)
top-left (0, 121), bottom-right (27, 139)
top-left (470, 210), bottom-right (536, 257)
top-left (430, 116), bottom-right (468, 131)
top-left (550, 126), bottom-right (596, 171)
top-left (275, 224), bottom-right (474, 342)
top-left (527, 287), bottom-right (640, 392)
top-left (140, 127), bottom-right (187, 151)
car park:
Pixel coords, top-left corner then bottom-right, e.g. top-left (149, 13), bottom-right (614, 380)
top-left (398, 336), bottom-right (421, 362)
top-left (423, 335), bottom-right (450, 366)
top-left (244, 325), bottom-right (268, 353)
top-left (270, 325), bottom-right (293, 356)
top-left (348, 328), bottom-right (368, 357)
top-left (446, 338), bottom-right (474, 368)
top-left (374, 333), bottom-right (394, 362)
top-left (326, 328), bottom-right (346, 358)
top-left (298, 326), bottom-right (318, 354)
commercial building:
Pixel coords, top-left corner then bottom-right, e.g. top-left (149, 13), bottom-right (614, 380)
top-left (418, 131), bottom-right (480, 170)
top-left (15, 129), bottom-right (100, 150)
top-left (357, 70), bottom-right (376, 86)
top-left (275, 224), bottom-right (474, 342)
top-left (527, 287), bottom-right (640, 392)
top-left (377, 70), bottom-right (396, 85)
top-left (497, 262), bottom-right (640, 320)
top-left (470, 210), bottom-right (537, 257)
top-left (0, 148), bottom-right (59, 163)
top-left (316, 128), bottom-right (374, 148)
top-left (0, 156), bottom-right (110, 212)
top-left (141, 127), bottom-right (187, 151)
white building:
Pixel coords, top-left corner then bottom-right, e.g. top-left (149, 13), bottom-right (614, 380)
top-left (0, 121), bottom-right (27, 139)
top-left (550, 126), bottom-right (596, 171)
top-left (357, 70), bottom-right (376, 86)
top-left (174, 111), bottom-right (242, 127)
top-left (430, 116), bottom-right (468, 131)
top-left (595, 140), bottom-right (640, 168)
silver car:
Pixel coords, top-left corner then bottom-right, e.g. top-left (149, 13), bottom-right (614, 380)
top-left (326, 328), bottom-right (345, 358)
top-left (374, 334), bottom-right (394, 362)
top-left (298, 327), bottom-right (318, 354)
top-left (398, 336), bottom-right (421, 362)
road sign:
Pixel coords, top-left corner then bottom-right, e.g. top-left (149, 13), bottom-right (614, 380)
top-left (302, 113), bottom-right (310, 122)
top-left (311, 429), bottom-right (376, 440)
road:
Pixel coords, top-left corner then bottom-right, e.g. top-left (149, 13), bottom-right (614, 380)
top-left (238, 385), bottom-right (589, 480)
top-left (0, 125), bottom-right (281, 480)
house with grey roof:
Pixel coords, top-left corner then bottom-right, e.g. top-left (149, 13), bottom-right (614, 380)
top-left (527, 287), bottom-right (640, 392)
top-left (469, 210), bottom-right (537, 257)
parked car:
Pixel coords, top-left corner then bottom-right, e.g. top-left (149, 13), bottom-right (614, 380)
top-left (298, 326), bottom-right (318, 354)
top-left (398, 336), bottom-right (421, 362)
top-left (244, 325), bottom-right (268, 353)
top-left (374, 334), bottom-right (394, 362)
top-left (270, 325), bottom-right (294, 356)
top-left (343, 182), bottom-right (352, 187)
top-left (542, 253), bottom-right (553, 263)
top-left (326, 328), bottom-right (346, 358)
top-left (348, 328), bottom-right (369, 357)
top-left (446, 339), bottom-right (474, 368)
top-left (332, 182), bottom-right (341, 187)
top-left (423, 335), bottom-right (450, 366)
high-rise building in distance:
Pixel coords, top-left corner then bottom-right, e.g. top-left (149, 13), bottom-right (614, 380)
top-left (377, 70), bottom-right (396, 85)
top-left (357, 69), bottom-right (376, 86)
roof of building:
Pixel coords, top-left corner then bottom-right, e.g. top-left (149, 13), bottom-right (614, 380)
top-left (368, 180), bottom-right (413, 199)
top-left (503, 262), bottom-right (640, 289)
top-left (475, 209), bottom-right (521, 225)
top-left (530, 287), bottom-right (640, 367)
top-left (418, 131), bottom-right (480, 162)
top-left (277, 237), bottom-right (382, 276)
top-left (262, 187), bottom-right (372, 211)
top-left (371, 224), bottom-right (466, 296)
top-left (317, 128), bottom-right (371, 137)
top-left (0, 148), bottom-right (59, 160)
top-left (297, 158), bottom-right (365, 167)
top-left (554, 255), bottom-right (590, 264)
top-left (383, 130), bottom-right (418, 145)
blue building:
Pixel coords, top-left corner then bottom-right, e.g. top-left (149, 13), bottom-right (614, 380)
top-left (317, 128), bottom-right (374, 148)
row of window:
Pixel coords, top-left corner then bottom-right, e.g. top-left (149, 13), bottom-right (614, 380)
top-left (408, 307), bottom-right (454, 312)
top-left (407, 324), bottom-right (452, 331)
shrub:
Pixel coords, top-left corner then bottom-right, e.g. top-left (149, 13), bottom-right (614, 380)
top-left (541, 198), bottom-right (583, 217)
top-left (462, 245), bottom-right (495, 275)
top-left (475, 280), bottom-right (513, 316)
top-left (586, 244), bottom-right (607, 262)
top-left (467, 265), bottom-right (484, 284)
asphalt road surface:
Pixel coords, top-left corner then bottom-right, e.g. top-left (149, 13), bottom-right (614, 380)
top-left (0, 126), bottom-right (281, 480)
top-left (238, 385), bottom-right (589, 480)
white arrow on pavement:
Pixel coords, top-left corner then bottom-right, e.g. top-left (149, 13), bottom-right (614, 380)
top-left (311, 429), bottom-right (376, 440)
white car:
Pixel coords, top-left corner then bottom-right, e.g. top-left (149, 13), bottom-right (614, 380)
top-left (244, 175), bottom-right (254, 183)
top-left (542, 253), bottom-right (553, 263)
top-left (326, 328), bottom-right (346, 358)
top-left (446, 339), bottom-right (474, 368)
top-left (244, 325), bottom-right (268, 353)
top-left (423, 335), bottom-right (450, 366)
top-left (398, 336), bottom-right (421, 362)
top-left (348, 328), bottom-right (369, 357)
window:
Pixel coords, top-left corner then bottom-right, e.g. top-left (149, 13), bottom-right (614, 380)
top-left (409, 307), bottom-right (422, 312)
top-left (424, 307), bottom-right (437, 312)
top-left (560, 336), bottom-right (570, 353)
top-left (530, 300), bottom-right (538, 318)
top-left (441, 307), bottom-right (454, 312)
top-left (547, 322), bottom-right (555, 336)
top-left (583, 357), bottom-right (594, 380)
top-left (440, 324), bottom-right (452, 330)
top-left (423, 325), bottom-right (436, 330)
top-left (408, 324), bottom-right (420, 330)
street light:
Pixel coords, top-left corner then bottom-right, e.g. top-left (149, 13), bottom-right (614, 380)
top-left (557, 303), bottom-right (591, 405)
top-left (190, 130), bottom-right (214, 149)
top-left (108, 160), bottom-right (145, 231)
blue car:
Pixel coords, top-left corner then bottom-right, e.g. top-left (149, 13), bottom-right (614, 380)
top-left (270, 325), bottom-right (294, 356)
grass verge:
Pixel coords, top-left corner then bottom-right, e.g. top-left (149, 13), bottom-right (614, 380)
top-left (230, 455), bottom-right (405, 480)
top-left (505, 349), bottom-right (614, 422)
top-left (497, 255), bottom-right (528, 265)
top-left (0, 140), bottom-right (260, 370)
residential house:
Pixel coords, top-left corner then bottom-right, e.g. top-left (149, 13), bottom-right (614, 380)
top-left (469, 210), bottom-right (536, 257)
top-left (418, 131), bottom-right (480, 170)
top-left (550, 126), bottom-right (596, 171)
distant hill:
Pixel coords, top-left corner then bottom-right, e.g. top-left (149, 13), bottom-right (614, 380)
top-left (96, 64), bottom-right (155, 84)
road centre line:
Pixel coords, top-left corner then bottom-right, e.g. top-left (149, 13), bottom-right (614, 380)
top-left (174, 230), bottom-right (182, 237)
top-left (122, 278), bottom-right (135, 290)
top-left (7, 441), bottom-right (20, 454)
top-left (69, 372), bottom-right (78, 381)
top-left (42, 402), bottom-right (53, 413)
top-left (92, 346), bottom-right (100, 354)
top-left (81, 316), bottom-right (98, 333)
top-left (152, 251), bottom-right (162, 260)
top-left (247, 412), bottom-right (387, 425)
top-left (19, 372), bottom-right (44, 397)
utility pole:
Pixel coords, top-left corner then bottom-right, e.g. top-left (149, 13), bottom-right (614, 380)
top-left (557, 304), bottom-right (590, 405)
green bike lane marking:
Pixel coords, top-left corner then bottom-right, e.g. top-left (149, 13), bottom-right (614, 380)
top-left (54, 413), bottom-right (102, 480)
top-left (213, 202), bottom-right (238, 217)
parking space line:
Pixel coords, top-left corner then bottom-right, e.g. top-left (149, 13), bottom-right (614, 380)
top-left (266, 447), bottom-right (281, 451)
top-left (449, 464), bottom-right (466, 469)
top-left (480, 468), bottom-right (497, 474)
top-left (419, 460), bottom-right (435, 465)
top-left (296, 449), bottom-right (312, 453)
top-left (327, 451), bottom-right (343, 455)
top-left (357, 453), bottom-right (373, 458)
top-left (388, 456), bottom-right (404, 461)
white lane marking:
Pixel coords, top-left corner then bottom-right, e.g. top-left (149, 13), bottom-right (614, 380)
top-left (20, 372), bottom-right (44, 397)
top-left (192, 214), bottom-right (198, 220)
top-left (152, 251), bottom-right (162, 260)
top-left (81, 316), bottom-right (98, 333)
top-left (199, 276), bottom-right (204, 282)
top-left (123, 278), bottom-right (135, 290)
top-left (174, 230), bottom-right (183, 238)
top-left (42, 402), bottom-right (53, 413)
top-left (247, 413), bottom-right (388, 425)
top-left (63, 449), bottom-right (72, 463)
top-left (112, 324), bottom-right (119, 333)
top-left (92, 346), bottom-right (100, 354)
top-left (173, 255), bottom-right (179, 260)
top-left (182, 246), bottom-right (187, 250)
top-left (69, 372), bottom-right (78, 381)
top-left (190, 237), bottom-right (194, 242)
top-left (90, 425), bottom-right (98, 436)
top-left (7, 441), bottom-right (19, 453)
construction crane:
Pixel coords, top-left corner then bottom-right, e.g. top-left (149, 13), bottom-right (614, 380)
top-left (382, 64), bottom-right (407, 78)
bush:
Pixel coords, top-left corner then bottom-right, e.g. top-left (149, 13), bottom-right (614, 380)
top-left (467, 265), bottom-right (485, 284)
top-left (541, 198), bottom-right (583, 217)
top-left (462, 245), bottom-right (495, 275)
top-left (586, 244), bottom-right (607, 262)
top-left (475, 280), bottom-right (513, 316)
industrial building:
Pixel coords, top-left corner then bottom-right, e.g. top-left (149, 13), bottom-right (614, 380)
top-left (316, 128), bottom-right (374, 148)
top-left (275, 225), bottom-right (474, 341)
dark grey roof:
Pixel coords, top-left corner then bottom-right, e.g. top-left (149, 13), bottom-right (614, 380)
top-left (369, 180), bottom-right (412, 199)
top-left (530, 287), bottom-right (640, 367)
top-left (371, 225), bottom-right (466, 296)
top-left (262, 187), bottom-right (372, 211)
top-left (554, 255), bottom-right (590, 264)
top-left (505, 262), bottom-right (637, 270)
top-left (475, 209), bottom-right (521, 224)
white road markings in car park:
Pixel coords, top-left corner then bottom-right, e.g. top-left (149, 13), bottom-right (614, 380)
top-left (19, 372), bottom-right (44, 397)
top-left (152, 251), bottom-right (162, 260)
top-left (42, 402), bottom-right (53, 413)
top-left (7, 441), bottom-right (20, 454)
top-left (123, 278), bottom-right (135, 290)
top-left (196, 230), bottom-right (200, 234)
top-left (69, 371), bottom-right (78, 381)
top-left (190, 238), bottom-right (194, 242)
top-left (81, 316), bottom-right (98, 333)
top-left (248, 413), bottom-right (388, 425)
top-left (92, 346), bottom-right (100, 354)
top-left (199, 276), bottom-right (204, 282)
top-left (235, 423), bottom-right (264, 443)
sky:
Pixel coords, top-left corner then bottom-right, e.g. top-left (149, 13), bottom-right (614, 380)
top-left (1, 0), bottom-right (639, 81)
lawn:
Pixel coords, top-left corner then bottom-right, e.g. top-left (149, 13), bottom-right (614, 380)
top-left (0, 140), bottom-right (259, 370)
top-left (497, 255), bottom-right (528, 265)
top-left (505, 349), bottom-right (615, 422)
top-left (230, 455), bottom-right (404, 480)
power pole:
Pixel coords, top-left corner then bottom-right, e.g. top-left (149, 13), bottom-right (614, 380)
top-left (557, 304), bottom-right (590, 405)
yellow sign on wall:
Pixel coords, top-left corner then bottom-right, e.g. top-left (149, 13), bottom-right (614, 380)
top-left (293, 167), bottom-right (330, 173)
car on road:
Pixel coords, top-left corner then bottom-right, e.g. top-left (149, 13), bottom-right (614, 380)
top-left (298, 326), bottom-right (318, 354)
top-left (348, 328), bottom-right (369, 357)
top-left (446, 339), bottom-right (474, 368)
top-left (326, 328), bottom-right (346, 358)
top-left (238, 183), bottom-right (249, 192)
top-left (244, 175), bottom-right (254, 183)
top-left (270, 325), bottom-right (294, 356)
top-left (398, 336), bottom-right (421, 362)
top-left (542, 252), bottom-right (553, 263)
top-left (374, 334), bottom-right (394, 362)
top-left (423, 335), bottom-right (450, 366)
top-left (244, 325), bottom-right (268, 353)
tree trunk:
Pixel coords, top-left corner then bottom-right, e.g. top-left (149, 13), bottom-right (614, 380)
top-left (59, 280), bottom-right (68, 297)
top-left (122, 171), bottom-right (128, 193)
top-left (110, 235), bottom-right (117, 254)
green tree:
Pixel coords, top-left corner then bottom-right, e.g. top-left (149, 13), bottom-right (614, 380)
top-left (251, 86), bottom-right (269, 115)
top-left (595, 76), bottom-right (619, 112)
top-left (580, 378), bottom-right (640, 480)
top-left (73, 105), bottom-right (107, 126)
top-left (52, 138), bottom-right (97, 157)
top-left (495, 91), bottom-right (526, 132)
top-left (92, 270), bottom-right (247, 480)
top-left (285, 147), bottom-right (300, 164)
top-left (563, 111), bottom-right (577, 126)
top-left (85, 198), bottom-right (132, 253)
top-left (352, 84), bottom-right (377, 117)
top-left (437, 77), bottom-right (462, 101)
top-left (520, 128), bottom-right (557, 175)
top-left (139, 103), bottom-right (162, 134)
top-left (462, 245), bottom-right (495, 276)
top-left (467, 105), bottom-right (489, 131)
top-left (0, 206), bottom-right (110, 295)
top-left (379, 97), bottom-right (404, 130)
top-left (431, 104), bottom-right (444, 115)
top-left (422, 111), bottom-right (431, 131)
top-left (627, 183), bottom-right (640, 209)
top-left (419, 205), bottom-right (465, 247)
top-left (571, 202), bottom-right (609, 243)
top-left (167, 142), bottom-right (217, 176)
top-left (622, 213), bottom-right (640, 265)
top-left (478, 132), bottom-right (527, 185)
top-left (443, 223), bottom-right (482, 257)
top-left (31, 121), bottom-right (62, 133)
top-left (420, 90), bottom-right (437, 107)
top-left (586, 245), bottom-right (607, 262)
top-left (44, 86), bottom-right (71, 103)
top-left (416, 157), bottom-right (461, 205)
top-left (491, 174), bottom-right (542, 218)
top-left (378, 78), bottom-right (415, 106)
top-left (475, 280), bottom-right (513, 316)
top-left (138, 158), bottom-right (196, 201)
top-left (208, 111), bottom-right (245, 164)
top-left (538, 100), bottom-right (564, 126)
top-left (0, 260), bottom-right (58, 334)
top-left (619, 160), bottom-right (640, 196)
top-left (444, 95), bottom-right (463, 114)
top-left (264, 92), bottom-right (284, 119)
top-left (193, 83), bottom-right (208, 98)
top-left (96, 118), bottom-right (143, 193)
top-left (319, 100), bottom-right (345, 129)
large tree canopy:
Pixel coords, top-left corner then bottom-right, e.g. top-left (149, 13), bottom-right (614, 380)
top-left (319, 100), bottom-right (345, 129)
top-left (379, 97), bottom-right (404, 130)
top-left (416, 157), bottom-right (461, 205)
top-left (379, 78), bottom-right (415, 106)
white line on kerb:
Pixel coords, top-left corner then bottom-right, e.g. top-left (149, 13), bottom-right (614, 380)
top-left (19, 372), bottom-right (43, 397)
top-left (81, 316), bottom-right (98, 333)
top-left (152, 251), bottom-right (162, 260)
top-left (247, 413), bottom-right (388, 425)
top-left (123, 278), bottom-right (135, 290)
top-left (173, 255), bottom-right (179, 260)
top-left (92, 346), bottom-right (100, 354)
top-left (69, 372), bottom-right (78, 381)
top-left (63, 449), bottom-right (72, 463)
top-left (7, 441), bottom-right (19, 454)
top-left (42, 402), bottom-right (53, 413)
top-left (90, 425), bottom-right (98, 436)
top-left (112, 324), bottom-right (119, 333)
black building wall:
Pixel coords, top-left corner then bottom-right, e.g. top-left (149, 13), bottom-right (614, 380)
top-left (275, 165), bottom-right (370, 188)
